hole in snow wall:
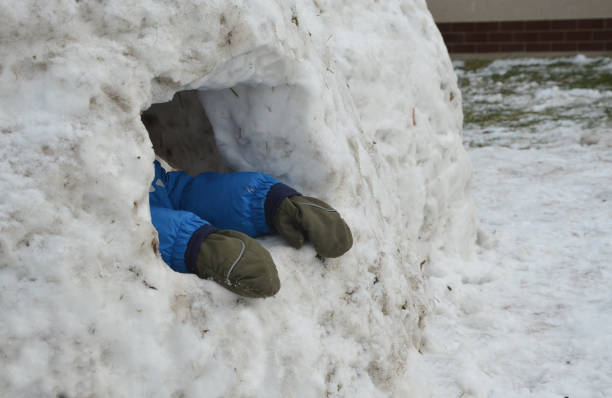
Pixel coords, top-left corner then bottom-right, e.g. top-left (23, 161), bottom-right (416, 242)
top-left (144, 44), bottom-right (352, 192)
top-left (141, 90), bottom-right (230, 175)
top-left (197, 83), bottom-right (314, 181)
top-left (143, 83), bottom-right (345, 194)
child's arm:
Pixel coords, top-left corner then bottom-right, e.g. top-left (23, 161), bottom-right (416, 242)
top-left (157, 161), bottom-right (299, 237)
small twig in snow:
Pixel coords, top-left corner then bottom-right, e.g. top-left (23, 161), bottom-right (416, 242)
top-left (143, 280), bottom-right (158, 290)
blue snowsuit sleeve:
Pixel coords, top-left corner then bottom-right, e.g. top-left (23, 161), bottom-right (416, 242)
top-left (149, 161), bottom-right (300, 273)
top-left (150, 206), bottom-right (217, 273)
top-left (153, 161), bottom-right (300, 237)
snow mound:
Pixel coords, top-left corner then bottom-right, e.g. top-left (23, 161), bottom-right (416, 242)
top-left (0, 1), bottom-right (474, 396)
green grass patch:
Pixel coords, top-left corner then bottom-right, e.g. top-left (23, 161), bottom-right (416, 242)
top-left (462, 59), bottom-right (494, 72)
top-left (456, 56), bottom-right (612, 147)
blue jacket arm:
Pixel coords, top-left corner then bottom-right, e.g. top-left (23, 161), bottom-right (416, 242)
top-left (154, 161), bottom-right (300, 237)
top-left (150, 205), bottom-right (218, 273)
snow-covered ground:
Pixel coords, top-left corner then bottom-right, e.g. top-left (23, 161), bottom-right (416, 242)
top-left (423, 56), bottom-right (612, 397)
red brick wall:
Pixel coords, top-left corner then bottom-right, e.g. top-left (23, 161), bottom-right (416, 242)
top-left (438, 18), bottom-right (612, 53)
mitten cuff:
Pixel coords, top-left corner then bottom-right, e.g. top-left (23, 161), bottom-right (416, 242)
top-left (185, 224), bottom-right (219, 274)
top-left (264, 183), bottom-right (301, 232)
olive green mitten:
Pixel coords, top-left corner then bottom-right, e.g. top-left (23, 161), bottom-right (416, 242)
top-left (194, 230), bottom-right (280, 298)
top-left (274, 196), bottom-right (353, 258)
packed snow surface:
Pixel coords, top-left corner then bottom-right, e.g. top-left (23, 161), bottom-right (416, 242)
top-left (423, 56), bottom-right (612, 397)
top-left (0, 1), bottom-right (473, 397)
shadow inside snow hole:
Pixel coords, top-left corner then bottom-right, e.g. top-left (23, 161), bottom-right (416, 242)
top-left (141, 89), bottom-right (231, 175)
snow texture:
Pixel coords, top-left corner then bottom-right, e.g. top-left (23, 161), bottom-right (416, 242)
top-left (423, 56), bottom-right (612, 398)
top-left (0, 1), bottom-right (473, 397)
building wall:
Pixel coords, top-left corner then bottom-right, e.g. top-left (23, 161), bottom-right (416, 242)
top-left (438, 19), bottom-right (612, 54)
top-left (427, 0), bottom-right (612, 54)
top-left (427, 0), bottom-right (612, 23)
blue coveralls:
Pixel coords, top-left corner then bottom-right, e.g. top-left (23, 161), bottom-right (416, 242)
top-left (149, 161), bottom-right (299, 273)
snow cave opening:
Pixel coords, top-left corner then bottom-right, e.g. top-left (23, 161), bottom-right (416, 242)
top-left (141, 89), bottom-right (230, 175)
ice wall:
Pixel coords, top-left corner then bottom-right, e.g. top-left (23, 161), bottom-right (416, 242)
top-left (0, 0), bottom-right (475, 396)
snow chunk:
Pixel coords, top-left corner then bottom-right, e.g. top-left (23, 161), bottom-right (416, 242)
top-left (0, 0), bottom-right (474, 396)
